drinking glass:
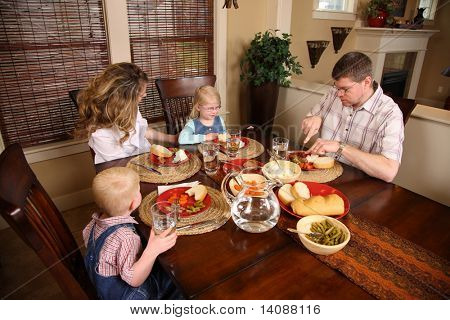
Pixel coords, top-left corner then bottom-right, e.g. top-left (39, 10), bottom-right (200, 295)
top-left (272, 137), bottom-right (289, 160)
top-left (151, 201), bottom-right (178, 235)
top-left (201, 141), bottom-right (219, 175)
top-left (226, 129), bottom-right (241, 158)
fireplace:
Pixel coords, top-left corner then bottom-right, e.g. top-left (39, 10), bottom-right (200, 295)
top-left (354, 27), bottom-right (438, 99)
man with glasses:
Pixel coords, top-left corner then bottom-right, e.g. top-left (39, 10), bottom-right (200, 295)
top-left (301, 52), bottom-right (404, 182)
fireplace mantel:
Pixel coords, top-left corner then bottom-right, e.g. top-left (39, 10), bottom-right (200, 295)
top-left (354, 27), bottom-right (439, 99)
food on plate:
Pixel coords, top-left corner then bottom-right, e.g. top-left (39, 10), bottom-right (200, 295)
top-left (229, 173), bottom-right (266, 197)
top-left (278, 184), bottom-right (296, 205)
top-left (242, 159), bottom-right (260, 168)
top-left (172, 149), bottom-right (188, 163)
top-left (306, 219), bottom-right (347, 246)
top-left (185, 184), bottom-right (208, 202)
top-left (291, 194), bottom-right (344, 216)
top-left (312, 157), bottom-right (335, 169)
top-left (291, 181), bottom-right (311, 200)
top-left (289, 152), bottom-right (334, 170)
top-left (150, 144), bottom-right (173, 158)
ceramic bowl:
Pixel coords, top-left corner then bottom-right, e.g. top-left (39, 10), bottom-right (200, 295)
top-left (296, 215), bottom-right (350, 255)
top-left (262, 160), bottom-right (301, 184)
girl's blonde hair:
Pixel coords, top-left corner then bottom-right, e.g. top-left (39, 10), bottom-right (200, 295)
top-left (92, 167), bottom-right (140, 217)
top-left (189, 85), bottom-right (221, 119)
top-left (76, 62), bottom-right (148, 144)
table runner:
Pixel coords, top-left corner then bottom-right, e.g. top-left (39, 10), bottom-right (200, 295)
top-left (277, 213), bottom-right (450, 299)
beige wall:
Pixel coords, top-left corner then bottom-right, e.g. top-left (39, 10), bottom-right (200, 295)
top-left (226, 0), bottom-right (270, 125)
top-left (290, 0), bottom-right (356, 85)
top-left (416, 0), bottom-right (450, 107)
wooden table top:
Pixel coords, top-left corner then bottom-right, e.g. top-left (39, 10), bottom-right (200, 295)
top-left (95, 142), bottom-right (450, 299)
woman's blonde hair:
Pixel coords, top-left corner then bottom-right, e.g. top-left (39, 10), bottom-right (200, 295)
top-left (92, 167), bottom-right (140, 217)
top-left (189, 85), bottom-right (221, 119)
top-left (76, 62), bottom-right (148, 144)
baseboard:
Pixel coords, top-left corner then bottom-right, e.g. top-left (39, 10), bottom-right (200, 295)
top-left (0, 188), bottom-right (93, 231)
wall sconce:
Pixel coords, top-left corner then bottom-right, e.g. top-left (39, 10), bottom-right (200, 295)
top-left (331, 27), bottom-right (352, 54)
top-left (307, 41), bottom-right (329, 68)
top-left (223, 0), bottom-right (238, 9)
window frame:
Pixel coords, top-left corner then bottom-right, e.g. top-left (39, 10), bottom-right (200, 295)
top-left (312, 0), bottom-right (358, 21)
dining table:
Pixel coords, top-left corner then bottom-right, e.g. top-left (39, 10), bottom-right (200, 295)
top-left (95, 135), bottom-right (450, 300)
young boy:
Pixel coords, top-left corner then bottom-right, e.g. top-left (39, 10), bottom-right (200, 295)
top-left (83, 167), bottom-right (180, 299)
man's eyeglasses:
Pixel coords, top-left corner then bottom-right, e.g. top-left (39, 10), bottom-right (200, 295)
top-left (332, 81), bottom-right (358, 94)
top-left (201, 105), bottom-right (221, 112)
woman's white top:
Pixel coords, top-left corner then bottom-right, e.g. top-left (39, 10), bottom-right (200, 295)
top-left (89, 111), bottom-right (151, 164)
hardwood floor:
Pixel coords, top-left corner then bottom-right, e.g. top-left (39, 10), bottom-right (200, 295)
top-left (0, 203), bottom-right (95, 299)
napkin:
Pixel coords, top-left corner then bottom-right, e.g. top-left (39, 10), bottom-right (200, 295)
top-left (157, 181), bottom-right (199, 195)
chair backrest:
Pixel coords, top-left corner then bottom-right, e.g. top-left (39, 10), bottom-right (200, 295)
top-left (69, 89), bottom-right (80, 110)
top-left (155, 75), bottom-right (216, 134)
top-left (0, 144), bottom-right (96, 299)
top-left (388, 95), bottom-right (416, 125)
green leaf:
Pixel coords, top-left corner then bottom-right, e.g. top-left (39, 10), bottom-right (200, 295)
top-left (240, 29), bottom-right (302, 87)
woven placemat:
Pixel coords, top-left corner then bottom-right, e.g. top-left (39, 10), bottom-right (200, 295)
top-left (277, 213), bottom-right (450, 299)
top-left (126, 152), bottom-right (202, 184)
top-left (198, 138), bottom-right (265, 161)
top-left (139, 187), bottom-right (230, 235)
top-left (296, 162), bottom-right (343, 183)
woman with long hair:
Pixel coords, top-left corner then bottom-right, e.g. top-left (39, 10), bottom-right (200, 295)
top-left (76, 63), bottom-right (176, 164)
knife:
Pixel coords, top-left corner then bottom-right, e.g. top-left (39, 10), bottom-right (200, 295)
top-left (130, 162), bottom-right (162, 175)
top-left (176, 219), bottom-right (221, 231)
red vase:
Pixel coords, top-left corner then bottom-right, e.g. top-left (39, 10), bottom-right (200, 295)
top-left (367, 10), bottom-right (388, 28)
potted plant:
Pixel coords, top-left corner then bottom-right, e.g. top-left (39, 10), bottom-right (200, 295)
top-left (365, 0), bottom-right (394, 28)
top-left (240, 30), bottom-right (302, 137)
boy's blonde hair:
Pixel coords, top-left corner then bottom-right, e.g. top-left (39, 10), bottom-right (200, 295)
top-left (189, 85), bottom-right (221, 119)
top-left (76, 62), bottom-right (148, 144)
top-left (92, 167), bottom-right (140, 217)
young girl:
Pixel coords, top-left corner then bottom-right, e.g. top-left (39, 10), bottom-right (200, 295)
top-left (178, 85), bottom-right (226, 144)
top-left (76, 62), bottom-right (177, 164)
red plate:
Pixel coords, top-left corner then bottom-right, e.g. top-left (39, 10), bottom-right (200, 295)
top-left (214, 137), bottom-right (250, 153)
top-left (157, 187), bottom-right (211, 218)
top-left (149, 148), bottom-right (191, 167)
top-left (222, 159), bottom-right (264, 174)
top-left (288, 151), bottom-right (319, 171)
top-left (277, 181), bottom-right (350, 219)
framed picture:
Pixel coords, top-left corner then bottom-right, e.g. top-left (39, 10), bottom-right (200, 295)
top-left (392, 0), bottom-right (407, 17)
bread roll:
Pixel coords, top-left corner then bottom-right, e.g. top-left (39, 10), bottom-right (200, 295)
top-left (185, 185), bottom-right (207, 201)
top-left (291, 182), bottom-right (311, 200)
top-left (313, 157), bottom-right (334, 169)
top-left (291, 194), bottom-right (344, 216)
top-left (278, 184), bottom-right (296, 205)
top-left (150, 144), bottom-right (173, 157)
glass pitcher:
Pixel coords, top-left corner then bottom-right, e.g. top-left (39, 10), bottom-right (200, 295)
top-left (229, 166), bottom-right (281, 233)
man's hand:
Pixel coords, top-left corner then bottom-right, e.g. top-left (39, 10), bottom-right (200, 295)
top-left (307, 138), bottom-right (339, 155)
top-left (301, 116), bottom-right (322, 144)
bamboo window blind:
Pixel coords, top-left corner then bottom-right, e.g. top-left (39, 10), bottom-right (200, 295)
top-left (0, 0), bottom-right (109, 148)
top-left (127, 0), bottom-right (214, 122)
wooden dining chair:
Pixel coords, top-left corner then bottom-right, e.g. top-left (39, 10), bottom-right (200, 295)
top-left (0, 143), bottom-right (96, 299)
top-left (389, 95), bottom-right (416, 125)
top-left (155, 75), bottom-right (216, 134)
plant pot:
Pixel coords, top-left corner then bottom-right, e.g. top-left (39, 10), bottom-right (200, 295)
top-left (367, 10), bottom-right (388, 28)
top-left (248, 81), bottom-right (280, 139)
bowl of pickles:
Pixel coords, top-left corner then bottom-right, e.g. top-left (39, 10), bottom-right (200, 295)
top-left (296, 215), bottom-right (350, 255)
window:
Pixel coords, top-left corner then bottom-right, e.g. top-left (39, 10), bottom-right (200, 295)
top-left (313, 0), bottom-right (357, 20)
top-left (0, 0), bottom-right (109, 148)
top-left (417, 0), bottom-right (438, 20)
top-left (127, 0), bottom-right (214, 122)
